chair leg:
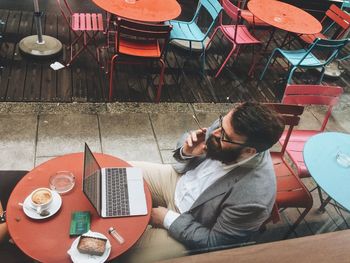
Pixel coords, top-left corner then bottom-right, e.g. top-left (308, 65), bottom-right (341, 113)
top-left (287, 67), bottom-right (297, 84)
top-left (155, 59), bottom-right (166, 103)
top-left (283, 207), bottom-right (311, 239)
top-left (319, 67), bottom-right (326, 84)
top-left (215, 44), bottom-right (237, 78)
top-left (109, 54), bottom-right (119, 101)
top-left (259, 49), bottom-right (277, 80)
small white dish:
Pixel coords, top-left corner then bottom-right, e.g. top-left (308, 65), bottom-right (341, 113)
top-left (22, 190), bottom-right (62, 220)
top-left (68, 230), bottom-right (111, 263)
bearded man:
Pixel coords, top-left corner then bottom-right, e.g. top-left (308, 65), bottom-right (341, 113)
top-left (116, 102), bottom-right (285, 263)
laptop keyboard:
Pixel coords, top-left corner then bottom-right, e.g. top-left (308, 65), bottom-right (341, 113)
top-left (106, 168), bottom-right (130, 216)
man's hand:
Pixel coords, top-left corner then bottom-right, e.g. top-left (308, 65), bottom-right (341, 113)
top-left (150, 206), bottom-right (168, 228)
top-left (182, 128), bottom-right (207, 157)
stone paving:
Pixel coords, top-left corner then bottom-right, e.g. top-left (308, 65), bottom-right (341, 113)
top-left (0, 101), bottom-right (349, 171)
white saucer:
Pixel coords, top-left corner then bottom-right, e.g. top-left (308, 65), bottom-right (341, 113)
top-left (22, 191), bottom-right (62, 220)
top-left (68, 230), bottom-right (111, 263)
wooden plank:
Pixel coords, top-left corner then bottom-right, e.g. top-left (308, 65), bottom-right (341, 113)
top-left (40, 13), bottom-right (57, 101)
top-left (160, 230), bottom-right (350, 263)
top-left (6, 11), bottom-right (27, 101)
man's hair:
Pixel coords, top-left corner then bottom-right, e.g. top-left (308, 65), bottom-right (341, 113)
top-left (231, 102), bottom-right (285, 152)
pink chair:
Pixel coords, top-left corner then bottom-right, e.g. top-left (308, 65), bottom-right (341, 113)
top-left (279, 84), bottom-right (343, 178)
top-left (56, 0), bottom-right (104, 67)
top-left (207, 0), bottom-right (261, 78)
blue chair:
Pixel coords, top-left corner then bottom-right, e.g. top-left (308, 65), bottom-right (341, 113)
top-left (260, 38), bottom-right (349, 84)
top-left (167, 0), bottom-right (222, 71)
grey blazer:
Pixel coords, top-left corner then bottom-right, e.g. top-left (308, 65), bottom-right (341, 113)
top-left (169, 119), bottom-right (276, 251)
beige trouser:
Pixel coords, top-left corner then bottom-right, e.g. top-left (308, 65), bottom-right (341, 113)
top-left (113, 161), bottom-right (188, 263)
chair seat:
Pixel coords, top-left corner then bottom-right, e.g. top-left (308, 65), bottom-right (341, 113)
top-left (298, 33), bottom-right (327, 44)
top-left (221, 25), bottom-right (261, 44)
top-left (278, 48), bottom-right (321, 67)
top-left (271, 153), bottom-right (313, 208)
top-left (116, 38), bottom-right (161, 58)
top-left (279, 130), bottom-right (321, 178)
top-left (241, 10), bottom-right (270, 27)
top-left (71, 13), bottom-right (104, 31)
top-left (168, 20), bottom-right (205, 42)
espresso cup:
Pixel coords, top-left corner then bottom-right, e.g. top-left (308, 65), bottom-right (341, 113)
top-left (30, 188), bottom-right (53, 210)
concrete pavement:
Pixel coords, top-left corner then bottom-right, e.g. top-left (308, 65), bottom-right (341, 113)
top-left (0, 101), bottom-right (349, 170)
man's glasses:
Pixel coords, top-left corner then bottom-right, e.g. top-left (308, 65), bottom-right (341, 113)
top-left (219, 115), bottom-right (247, 146)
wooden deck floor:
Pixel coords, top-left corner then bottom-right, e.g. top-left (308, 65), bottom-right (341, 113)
top-left (1, 0), bottom-right (350, 245)
top-left (0, 0), bottom-right (349, 103)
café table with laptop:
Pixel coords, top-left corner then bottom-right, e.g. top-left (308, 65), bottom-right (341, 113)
top-left (6, 143), bottom-right (152, 262)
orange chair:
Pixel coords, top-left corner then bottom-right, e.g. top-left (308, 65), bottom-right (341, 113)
top-left (298, 4), bottom-right (350, 44)
top-left (266, 103), bottom-right (313, 239)
top-left (109, 18), bottom-right (172, 102)
top-left (279, 84), bottom-right (343, 178)
top-left (56, 0), bottom-right (104, 67)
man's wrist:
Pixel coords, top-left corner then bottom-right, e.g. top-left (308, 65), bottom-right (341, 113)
top-left (163, 210), bottom-right (180, 229)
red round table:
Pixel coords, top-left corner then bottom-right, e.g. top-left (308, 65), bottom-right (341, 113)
top-left (248, 0), bottom-right (322, 34)
top-left (7, 153), bottom-right (152, 263)
top-left (92, 0), bottom-right (181, 23)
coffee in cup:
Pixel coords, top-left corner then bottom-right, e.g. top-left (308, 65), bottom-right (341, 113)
top-left (30, 188), bottom-right (53, 209)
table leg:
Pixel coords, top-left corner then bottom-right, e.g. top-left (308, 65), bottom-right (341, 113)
top-left (318, 196), bottom-right (332, 213)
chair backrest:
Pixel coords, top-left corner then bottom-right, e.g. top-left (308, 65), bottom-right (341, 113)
top-left (219, 0), bottom-right (242, 40)
top-left (301, 38), bottom-right (350, 67)
top-left (264, 103), bottom-right (304, 156)
top-left (193, 0), bottom-right (223, 38)
top-left (282, 84), bottom-right (343, 131)
top-left (322, 4), bottom-right (350, 39)
top-left (56, 0), bottom-right (74, 28)
top-left (115, 18), bottom-right (172, 58)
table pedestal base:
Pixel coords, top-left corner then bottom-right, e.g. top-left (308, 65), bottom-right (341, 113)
top-left (19, 35), bottom-right (62, 57)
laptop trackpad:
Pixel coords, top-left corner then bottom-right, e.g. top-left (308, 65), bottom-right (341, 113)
top-left (127, 168), bottom-right (148, 215)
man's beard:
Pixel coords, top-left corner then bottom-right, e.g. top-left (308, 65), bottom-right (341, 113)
top-left (206, 134), bottom-right (243, 164)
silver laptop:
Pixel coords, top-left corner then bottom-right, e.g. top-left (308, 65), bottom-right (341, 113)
top-left (83, 143), bottom-right (147, 217)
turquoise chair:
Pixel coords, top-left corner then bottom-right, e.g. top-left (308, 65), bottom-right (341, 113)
top-left (167, 0), bottom-right (222, 71)
top-left (260, 38), bottom-right (349, 84)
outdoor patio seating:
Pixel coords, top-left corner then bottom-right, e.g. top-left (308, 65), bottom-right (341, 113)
top-left (167, 0), bottom-right (222, 72)
top-left (108, 18), bottom-right (172, 102)
top-left (260, 38), bottom-right (350, 84)
top-left (207, 0), bottom-right (261, 78)
top-left (279, 84), bottom-right (343, 179)
top-left (56, 0), bottom-right (105, 67)
top-left (297, 4), bottom-right (350, 45)
top-left (266, 103), bottom-right (313, 239)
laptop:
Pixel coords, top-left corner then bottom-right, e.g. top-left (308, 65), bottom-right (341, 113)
top-left (82, 143), bottom-right (147, 217)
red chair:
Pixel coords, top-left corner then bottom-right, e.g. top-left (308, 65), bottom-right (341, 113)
top-left (207, 0), bottom-right (261, 78)
top-left (109, 18), bottom-right (172, 102)
top-left (279, 84), bottom-right (343, 178)
top-left (298, 4), bottom-right (350, 44)
top-left (266, 103), bottom-right (313, 239)
top-left (56, 0), bottom-right (104, 67)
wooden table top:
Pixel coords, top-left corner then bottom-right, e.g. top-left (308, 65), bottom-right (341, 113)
top-left (92, 0), bottom-right (181, 23)
top-left (7, 153), bottom-right (152, 263)
top-left (248, 0), bottom-right (322, 34)
top-left (160, 229), bottom-right (350, 263)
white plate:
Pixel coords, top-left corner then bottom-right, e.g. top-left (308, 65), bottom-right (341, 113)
top-left (68, 230), bottom-right (111, 263)
top-left (22, 191), bottom-right (62, 220)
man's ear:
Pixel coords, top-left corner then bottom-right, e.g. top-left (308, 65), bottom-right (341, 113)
top-left (241, 147), bottom-right (257, 158)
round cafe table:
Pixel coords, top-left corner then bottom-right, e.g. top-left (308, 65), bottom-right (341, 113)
top-left (7, 153), bottom-right (152, 263)
top-left (304, 132), bottom-right (350, 211)
top-left (92, 0), bottom-right (181, 23)
top-left (247, 0), bottom-right (322, 35)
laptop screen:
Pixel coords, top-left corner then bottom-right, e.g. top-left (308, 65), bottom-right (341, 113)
top-left (83, 143), bottom-right (102, 215)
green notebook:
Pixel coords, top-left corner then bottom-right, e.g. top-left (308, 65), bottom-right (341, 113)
top-left (69, 211), bottom-right (91, 237)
